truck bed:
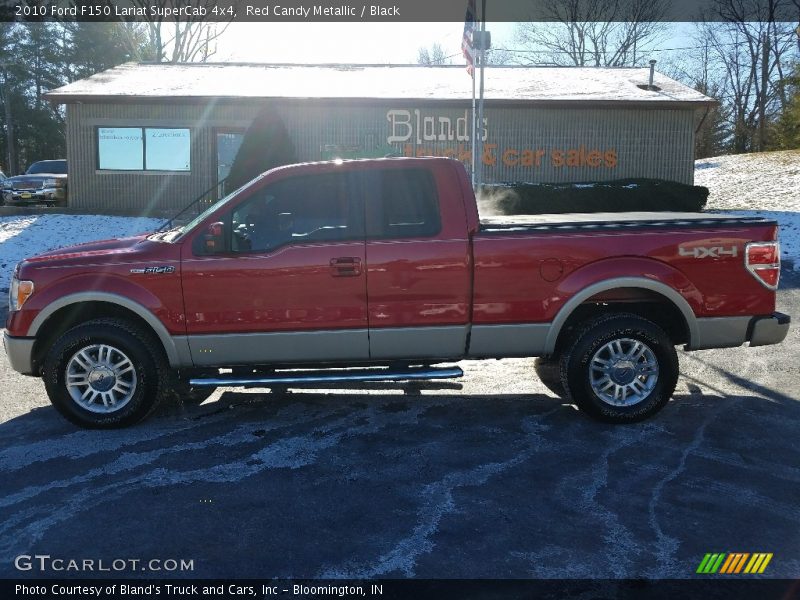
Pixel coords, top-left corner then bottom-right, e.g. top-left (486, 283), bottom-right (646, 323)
top-left (479, 211), bottom-right (773, 233)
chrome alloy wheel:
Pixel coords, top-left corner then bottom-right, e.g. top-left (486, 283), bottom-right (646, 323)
top-left (65, 344), bottom-right (138, 413)
top-left (589, 338), bottom-right (659, 407)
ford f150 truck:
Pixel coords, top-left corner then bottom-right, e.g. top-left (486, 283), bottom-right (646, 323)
top-left (3, 158), bottom-right (790, 428)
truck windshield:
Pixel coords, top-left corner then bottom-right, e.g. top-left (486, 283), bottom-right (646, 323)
top-left (170, 176), bottom-right (265, 241)
top-left (27, 160), bottom-right (67, 175)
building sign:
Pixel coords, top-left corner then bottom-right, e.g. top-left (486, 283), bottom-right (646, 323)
top-left (385, 109), bottom-right (617, 170)
top-left (386, 109), bottom-right (486, 144)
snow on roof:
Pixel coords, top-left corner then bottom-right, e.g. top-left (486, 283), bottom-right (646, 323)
top-left (46, 63), bottom-right (714, 106)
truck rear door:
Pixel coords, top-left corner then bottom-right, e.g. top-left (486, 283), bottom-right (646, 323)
top-left (361, 163), bottom-right (472, 359)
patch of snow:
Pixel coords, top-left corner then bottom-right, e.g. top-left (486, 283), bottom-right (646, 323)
top-left (49, 64), bottom-right (711, 105)
top-left (696, 150), bottom-right (800, 271)
top-left (0, 214), bottom-right (164, 289)
top-left (695, 150), bottom-right (800, 212)
top-left (695, 161), bottom-right (718, 170)
top-left (714, 210), bottom-right (800, 272)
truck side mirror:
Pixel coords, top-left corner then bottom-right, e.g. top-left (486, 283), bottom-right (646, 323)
top-left (196, 221), bottom-right (225, 254)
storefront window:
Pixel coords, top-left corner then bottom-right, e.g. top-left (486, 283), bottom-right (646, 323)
top-left (98, 127), bottom-right (143, 170)
top-left (97, 127), bottom-right (190, 171)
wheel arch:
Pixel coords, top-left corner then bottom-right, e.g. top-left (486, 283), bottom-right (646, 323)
top-left (544, 277), bottom-right (699, 354)
top-left (29, 292), bottom-right (190, 371)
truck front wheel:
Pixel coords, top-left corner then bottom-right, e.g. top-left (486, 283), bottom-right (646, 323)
top-left (43, 318), bottom-right (166, 428)
top-left (559, 314), bottom-right (678, 423)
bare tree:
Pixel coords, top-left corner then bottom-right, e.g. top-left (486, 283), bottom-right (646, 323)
top-left (485, 47), bottom-right (513, 65)
top-left (514, 0), bottom-right (670, 66)
top-left (131, 0), bottom-right (231, 63)
top-left (697, 0), bottom-right (798, 152)
top-left (416, 42), bottom-right (451, 65)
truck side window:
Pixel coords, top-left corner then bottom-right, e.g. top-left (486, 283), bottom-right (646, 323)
top-left (231, 173), bottom-right (357, 253)
top-left (369, 169), bottom-right (440, 239)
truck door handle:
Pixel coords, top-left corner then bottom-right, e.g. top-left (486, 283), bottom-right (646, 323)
top-left (330, 257), bottom-right (362, 277)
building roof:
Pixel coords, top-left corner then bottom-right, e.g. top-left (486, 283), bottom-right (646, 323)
top-left (46, 62), bottom-right (714, 106)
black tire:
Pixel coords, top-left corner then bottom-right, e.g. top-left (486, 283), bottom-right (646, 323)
top-left (559, 313), bottom-right (678, 424)
top-left (533, 357), bottom-right (567, 398)
top-left (43, 318), bottom-right (168, 428)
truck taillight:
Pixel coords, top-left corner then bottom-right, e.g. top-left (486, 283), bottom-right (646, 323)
top-left (745, 241), bottom-right (780, 290)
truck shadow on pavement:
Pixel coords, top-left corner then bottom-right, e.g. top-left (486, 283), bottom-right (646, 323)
top-left (1, 372), bottom-right (800, 579)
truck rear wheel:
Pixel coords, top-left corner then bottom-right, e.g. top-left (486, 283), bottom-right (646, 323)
top-left (43, 318), bottom-right (167, 428)
top-left (559, 314), bottom-right (678, 423)
top-left (533, 357), bottom-right (567, 398)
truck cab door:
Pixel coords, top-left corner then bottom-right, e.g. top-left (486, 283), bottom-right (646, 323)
top-left (181, 170), bottom-right (369, 367)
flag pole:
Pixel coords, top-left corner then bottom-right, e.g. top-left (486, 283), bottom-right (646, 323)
top-left (476, 0), bottom-right (487, 189)
top-left (462, 0), bottom-right (477, 188)
top-left (471, 55), bottom-right (477, 188)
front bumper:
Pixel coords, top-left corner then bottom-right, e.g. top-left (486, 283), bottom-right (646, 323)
top-left (3, 332), bottom-right (36, 375)
top-left (2, 188), bottom-right (66, 205)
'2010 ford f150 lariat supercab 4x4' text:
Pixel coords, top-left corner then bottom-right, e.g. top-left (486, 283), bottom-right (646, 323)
top-left (4, 158), bottom-right (791, 428)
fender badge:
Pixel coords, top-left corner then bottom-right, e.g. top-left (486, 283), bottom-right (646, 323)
top-left (678, 245), bottom-right (738, 259)
top-left (130, 266), bottom-right (176, 274)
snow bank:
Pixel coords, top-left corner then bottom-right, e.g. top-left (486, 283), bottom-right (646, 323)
top-left (696, 150), bottom-right (800, 271)
top-left (0, 214), bottom-right (164, 289)
top-left (695, 150), bottom-right (800, 213)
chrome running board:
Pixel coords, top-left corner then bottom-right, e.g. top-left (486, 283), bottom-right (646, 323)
top-left (189, 366), bottom-right (464, 388)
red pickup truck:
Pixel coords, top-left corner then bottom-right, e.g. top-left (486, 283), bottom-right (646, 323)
top-left (4, 158), bottom-right (790, 428)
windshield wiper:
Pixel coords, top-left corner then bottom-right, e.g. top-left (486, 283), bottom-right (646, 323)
top-left (148, 226), bottom-right (183, 241)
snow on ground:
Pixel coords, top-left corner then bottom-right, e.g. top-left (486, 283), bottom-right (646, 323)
top-left (696, 150), bottom-right (800, 270)
top-left (0, 214), bottom-right (164, 290)
top-left (696, 150), bottom-right (800, 212)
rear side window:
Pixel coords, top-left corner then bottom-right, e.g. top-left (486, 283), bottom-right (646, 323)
top-left (230, 172), bottom-right (361, 253)
top-left (368, 169), bottom-right (440, 239)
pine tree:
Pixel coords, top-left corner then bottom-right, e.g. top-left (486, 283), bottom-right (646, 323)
top-left (64, 23), bottom-right (144, 82)
top-left (771, 64), bottom-right (800, 150)
top-left (693, 83), bottom-right (729, 159)
top-left (0, 23), bottom-right (28, 173)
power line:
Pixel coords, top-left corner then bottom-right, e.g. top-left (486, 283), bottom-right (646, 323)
top-left (494, 35), bottom-right (798, 57)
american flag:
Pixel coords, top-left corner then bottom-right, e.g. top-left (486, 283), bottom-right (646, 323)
top-left (461, 0), bottom-right (476, 77)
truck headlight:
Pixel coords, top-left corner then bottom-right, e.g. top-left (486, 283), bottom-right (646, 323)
top-left (9, 275), bottom-right (34, 311)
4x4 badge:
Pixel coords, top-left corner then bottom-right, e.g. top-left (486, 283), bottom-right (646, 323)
top-left (130, 266), bottom-right (176, 274)
top-left (679, 245), bottom-right (738, 259)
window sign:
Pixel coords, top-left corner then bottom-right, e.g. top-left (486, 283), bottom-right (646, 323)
top-left (97, 127), bottom-right (191, 171)
top-left (146, 128), bottom-right (191, 171)
top-left (98, 128), bottom-right (144, 170)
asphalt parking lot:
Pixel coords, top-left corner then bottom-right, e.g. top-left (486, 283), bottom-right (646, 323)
top-left (1, 270), bottom-right (798, 580)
